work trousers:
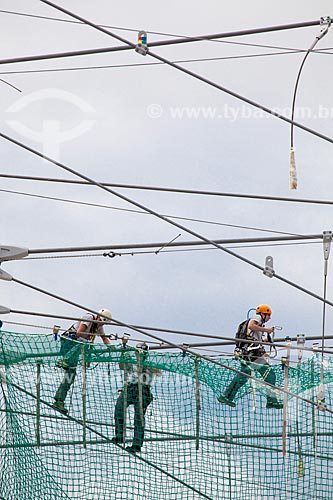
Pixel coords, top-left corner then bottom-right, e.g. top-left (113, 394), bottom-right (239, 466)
top-left (224, 357), bottom-right (279, 403)
top-left (114, 383), bottom-right (153, 448)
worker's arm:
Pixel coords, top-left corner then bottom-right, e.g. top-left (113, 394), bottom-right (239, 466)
top-left (76, 323), bottom-right (88, 338)
top-left (248, 319), bottom-right (273, 334)
top-left (101, 335), bottom-right (111, 345)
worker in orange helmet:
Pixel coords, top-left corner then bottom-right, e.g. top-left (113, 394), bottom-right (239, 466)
top-left (218, 304), bottom-right (283, 409)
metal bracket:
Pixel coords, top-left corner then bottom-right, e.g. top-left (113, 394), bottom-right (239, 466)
top-left (0, 246), bottom-right (28, 262)
top-left (297, 334), bottom-right (306, 346)
top-left (323, 231), bottom-right (332, 261)
top-left (0, 305), bottom-right (10, 314)
top-left (263, 256), bottom-right (275, 278)
top-left (135, 31), bottom-right (149, 56)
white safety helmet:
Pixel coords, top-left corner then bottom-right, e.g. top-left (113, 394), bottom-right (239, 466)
top-left (98, 308), bottom-right (112, 322)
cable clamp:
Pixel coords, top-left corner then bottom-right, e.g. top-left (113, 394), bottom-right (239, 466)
top-left (121, 333), bottom-right (131, 348)
top-left (317, 401), bottom-right (327, 412)
top-left (312, 342), bottom-right (320, 353)
top-left (263, 256), bottom-right (275, 278)
top-left (0, 246), bottom-right (28, 262)
top-left (0, 305), bottom-right (10, 314)
top-left (320, 16), bottom-right (332, 26)
top-left (135, 31), bottom-right (149, 56)
top-left (182, 343), bottom-right (189, 357)
top-left (323, 231), bottom-right (332, 261)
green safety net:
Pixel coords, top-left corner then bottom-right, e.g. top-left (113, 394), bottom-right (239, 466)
top-left (0, 330), bottom-right (333, 500)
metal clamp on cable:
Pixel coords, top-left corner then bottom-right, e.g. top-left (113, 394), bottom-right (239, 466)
top-left (121, 333), bottom-right (131, 348)
top-left (320, 16), bottom-right (332, 26)
top-left (135, 31), bottom-right (149, 55)
top-left (182, 343), bottom-right (189, 357)
top-left (263, 256), bottom-right (275, 278)
top-left (318, 401), bottom-right (327, 412)
top-left (297, 334), bottom-right (305, 362)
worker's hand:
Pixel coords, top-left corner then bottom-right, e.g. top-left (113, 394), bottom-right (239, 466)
top-left (266, 327), bottom-right (274, 334)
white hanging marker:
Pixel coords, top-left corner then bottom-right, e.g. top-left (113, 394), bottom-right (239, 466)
top-left (0, 246), bottom-right (28, 262)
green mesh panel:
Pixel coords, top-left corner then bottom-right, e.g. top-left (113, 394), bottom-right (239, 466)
top-left (0, 330), bottom-right (332, 500)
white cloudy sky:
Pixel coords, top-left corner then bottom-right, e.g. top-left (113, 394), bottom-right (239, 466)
top-left (1, 1), bottom-right (333, 358)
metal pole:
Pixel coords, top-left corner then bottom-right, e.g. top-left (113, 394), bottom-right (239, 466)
top-left (194, 358), bottom-right (201, 450)
top-left (282, 337), bottom-right (291, 456)
top-left (36, 360), bottom-right (41, 446)
top-left (136, 350), bottom-right (144, 430)
top-left (82, 344), bottom-right (87, 448)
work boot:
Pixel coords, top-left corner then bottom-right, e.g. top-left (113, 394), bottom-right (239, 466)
top-left (217, 395), bottom-right (236, 407)
top-left (266, 400), bottom-right (283, 409)
top-left (52, 400), bottom-right (68, 415)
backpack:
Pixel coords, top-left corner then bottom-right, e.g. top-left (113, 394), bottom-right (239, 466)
top-left (235, 319), bottom-right (250, 349)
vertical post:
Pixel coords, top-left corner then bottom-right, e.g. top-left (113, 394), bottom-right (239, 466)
top-left (122, 365), bottom-right (128, 445)
top-left (194, 358), bottom-right (201, 450)
top-left (311, 352), bottom-right (317, 449)
top-left (136, 350), bottom-right (144, 427)
top-left (226, 434), bottom-right (232, 500)
top-left (296, 334), bottom-right (305, 477)
top-left (319, 231), bottom-right (332, 407)
top-left (36, 360), bottom-right (41, 446)
top-left (282, 337), bottom-right (291, 456)
top-left (81, 344), bottom-right (87, 449)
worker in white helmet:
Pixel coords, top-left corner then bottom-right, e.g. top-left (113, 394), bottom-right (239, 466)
top-left (52, 309), bottom-right (112, 415)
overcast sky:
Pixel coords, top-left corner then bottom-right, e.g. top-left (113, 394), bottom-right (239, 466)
top-left (1, 1), bottom-right (333, 360)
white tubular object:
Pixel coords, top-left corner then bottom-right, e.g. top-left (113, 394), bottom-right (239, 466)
top-left (289, 148), bottom-right (297, 190)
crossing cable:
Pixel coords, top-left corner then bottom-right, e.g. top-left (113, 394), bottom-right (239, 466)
top-left (0, 16), bottom-right (328, 66)
top-left (3, 173), bottom-right (333, 207)
top-left (6, 275), bottom-right (333, 413)
top-left (39, 1), bottom-right (333, 146)
top-left (1, 130), bottom-right (331, 308)
top-left (0, 8), bottom-right (329, 50)
top-left (0, 186), bottom-right (300, 236)
top-left (2, 8), bottom-right (333, 58)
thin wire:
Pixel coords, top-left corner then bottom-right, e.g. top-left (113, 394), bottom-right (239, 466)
top-left (3, 173), bottom-right (333, 207)
top-left (0, 78), bottom-right (21, 92)
top-left (0, 186), bottom-right (300, 236)
top-left (0, 50), bottom-right (328, 77)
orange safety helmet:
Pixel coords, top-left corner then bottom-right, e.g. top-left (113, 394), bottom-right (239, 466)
top-left (256, 304), bottom-right (272, 315)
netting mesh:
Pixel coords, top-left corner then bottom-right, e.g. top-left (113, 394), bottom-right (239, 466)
top-left (0, 330), bottom-right (332, 500)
